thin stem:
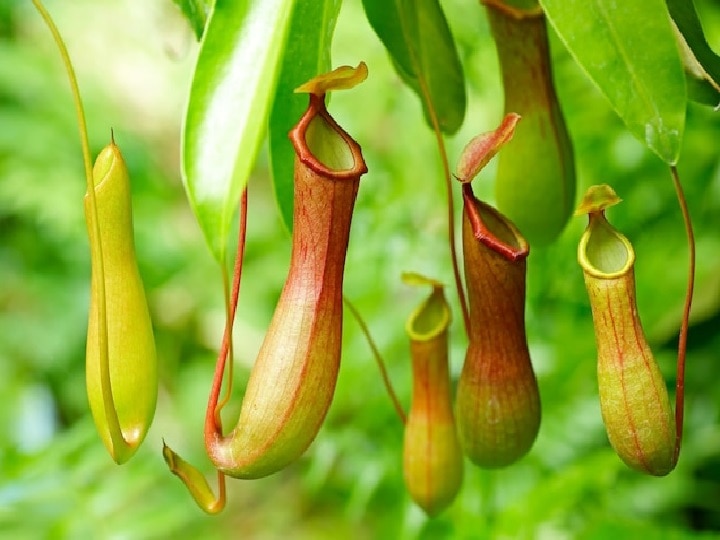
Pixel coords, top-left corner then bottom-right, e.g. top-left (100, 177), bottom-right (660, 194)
top-left (480, 470), bottom-right (497, 535)
top-left (206, 189), bottom-right (248, 436)
top-left (164, 188), bottom-right (246, 515)
top-left (670, 165), bottom-right (695, 462)
top-left (32, 0), bottom-right (127, 452)
top-left (32, 1), bottom-right (94, 190)
top-left (429, 108), bottom-right (471, 338)
top-left (216, 263), bottom-right (235, 415)
top-left (394, 11), bottom-right (470, 339)
top-left (343, 296), bottom-right (407, 424)
top-left (210, 471), bottom-right (227, 514)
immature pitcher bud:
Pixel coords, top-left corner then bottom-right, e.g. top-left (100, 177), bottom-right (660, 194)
top-left (85, 141), bottom-right (158, 464)
top-left (484, 0), bottom-right (576, 245)
top-left (576, 185), bottom-right (676, 476)
top-left (402, 274), bottom-right (462, 516)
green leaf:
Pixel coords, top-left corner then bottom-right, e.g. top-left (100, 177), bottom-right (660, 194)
top-left (667, 0), bottom-right (720, 107)
top-left (182, 0), bottom-right (295, 261)
top-left (361, 0), bottom-right (466, 134)
top-left (268, 0), bottom-right (342, 232)
top-left (172, 0), bottom-right (211, 40)
top-left (540, 0), bottom-right (686, 165)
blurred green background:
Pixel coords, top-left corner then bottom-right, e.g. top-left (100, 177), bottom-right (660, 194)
top-left (2, 0), bottom-right (720, 538)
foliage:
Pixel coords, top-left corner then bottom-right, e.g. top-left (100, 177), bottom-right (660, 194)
top-left (182, 0), bottom-right (294, 261)
top-left (2, 0), bottom-right (720, 538)
top-left (361, 0), bottom-right (466, 135)
top-left (541, 0), bottom-right (686, 164)
top-left (268, 0), bottom-right (343, 232)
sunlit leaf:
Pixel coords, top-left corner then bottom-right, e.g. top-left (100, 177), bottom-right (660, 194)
top-left (182, 0), bottom-right (294, 260)
top-left (361, 0), bottom-right (466, 134)
top-left (667, 0), bottom-right (720, 107)
top-left (268, 0), bottom-right (342, 231)
top-left (540, 0), bottom-right (686, 164)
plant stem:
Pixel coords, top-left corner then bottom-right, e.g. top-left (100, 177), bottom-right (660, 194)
top-left (670, 166), bottom-right (695, 462)
top-left (429, 109), bottom-right (471, 339)
top-left (210, 470), bottom-right (227, 514)
top-left (395, 9), bottom-right (470, 339)
top-left (163, 189), bottom-right (246, 514)
top-left (343, 296), bottom-right (407, 424)
top-left (31, 0), bottom-right (127, 452)
top-left (194, 189), bottom-right (248, 514)
top-left (31, 1), bottom-right (94, 191)
top-left (207, 189), bottom-right (248, 433)
top-left (480, 470), bottom-right (496, 535)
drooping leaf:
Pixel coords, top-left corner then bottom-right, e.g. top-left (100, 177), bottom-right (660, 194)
top-left (183, 0), bottom-right (295, 261)
top-left (268, 0), bottom-right (343, 231)
top-left (361, 0), bottom-right (466, 134)
top-left (172, 0), bottom-right (212, 40)
top-left (667, 0), bottom-right (720, 107)
top-left (540, 0), bottom-right (686, 165)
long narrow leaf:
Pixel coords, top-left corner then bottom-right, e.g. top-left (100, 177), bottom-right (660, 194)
top-left (540, 0), bottom-right (686, 165)
top-left (268, 0), bottom-right (342, 232)
top-left (667, 0), bottom-right (720, 106)
top-left (182, 0), bottom-right (295, 261)
top-left (362, 0), bottom-right (466, 135)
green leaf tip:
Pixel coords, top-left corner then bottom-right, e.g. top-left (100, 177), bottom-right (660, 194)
top-left (172, 0), bottom-right (210, 40)
top-left (668, 0), bottom-right (720, 107)
top-left (294, 61), bottom-right (368, 95)
top-left (540, 0), bottom-right (686, 164)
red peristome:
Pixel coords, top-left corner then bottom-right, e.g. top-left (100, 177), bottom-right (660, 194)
top-left (290, 94), bottom-right (367, 180)
top-left (462, 184), bottom-right (528, 262)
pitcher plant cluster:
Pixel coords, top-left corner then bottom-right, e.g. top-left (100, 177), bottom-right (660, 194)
top-left (31, 0), bottom-right (706, 518)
